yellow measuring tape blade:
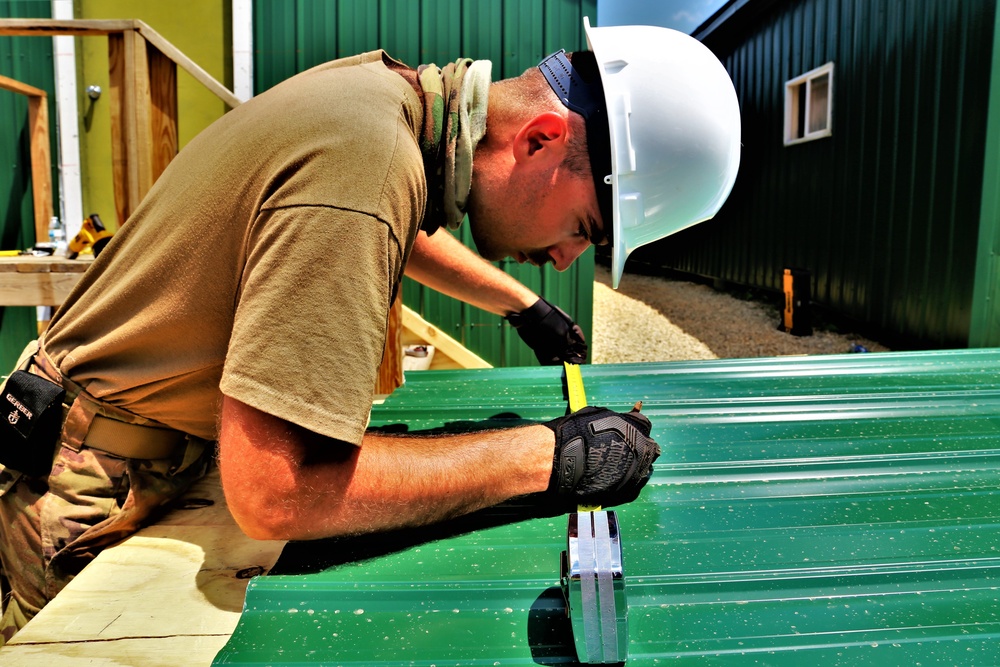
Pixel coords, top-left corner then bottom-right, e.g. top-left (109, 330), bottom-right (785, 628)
top-left (564, 361), bottom-right (587, 413)
top-left (564, 362), bottom-right (601, 512)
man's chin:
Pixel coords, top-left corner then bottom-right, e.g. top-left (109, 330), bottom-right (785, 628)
top-left (476, 246), bottom-right (503, 262)
top-left (467, 226), bottom-right (500, 261)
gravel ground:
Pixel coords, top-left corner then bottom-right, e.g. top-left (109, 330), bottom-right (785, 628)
top-left (592, 264), bottom-right (890, 364)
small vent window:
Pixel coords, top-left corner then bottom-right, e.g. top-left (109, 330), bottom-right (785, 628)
top-left (784, 62), bottom-right (833, 145)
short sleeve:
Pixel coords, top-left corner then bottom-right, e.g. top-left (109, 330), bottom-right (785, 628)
top-left (220, 205), bottom-right (398, 445)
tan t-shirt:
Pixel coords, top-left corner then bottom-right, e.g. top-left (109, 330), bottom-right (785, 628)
top-left (43, 51), bottom-right (426, 445)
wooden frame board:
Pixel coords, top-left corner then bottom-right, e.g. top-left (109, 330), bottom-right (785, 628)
top-left (0, 75), bottom-right (52, 243)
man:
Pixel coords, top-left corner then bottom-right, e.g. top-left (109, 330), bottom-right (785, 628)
top-left (0, 18), bottom-right (740, 640)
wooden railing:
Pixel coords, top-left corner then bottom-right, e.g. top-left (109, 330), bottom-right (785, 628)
top-left (0, 18), bottom-right (241, 237)
top-left (0, 73), bottom-right (51, 238)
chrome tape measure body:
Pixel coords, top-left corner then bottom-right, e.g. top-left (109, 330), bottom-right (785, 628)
top-left (560, 362), bottom-right (629, 664)
top-left (561, 510), bottom-right (628, 663)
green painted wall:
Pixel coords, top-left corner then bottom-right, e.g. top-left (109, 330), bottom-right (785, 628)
top-left (970, 1), bottom-right (1000, 347)
top-left (77, 0), bottom-right (232, 229)
top-left (0, 0), bottom-right (56, 372)
top-left (252, 0), bottom-right (597, 367)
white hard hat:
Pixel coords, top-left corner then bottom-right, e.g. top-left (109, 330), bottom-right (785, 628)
top-left (539, 18), bottom-right (742, 288)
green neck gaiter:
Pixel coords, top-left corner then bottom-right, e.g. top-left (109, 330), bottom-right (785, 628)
top-left (417, 58), bottom-right (491, 233)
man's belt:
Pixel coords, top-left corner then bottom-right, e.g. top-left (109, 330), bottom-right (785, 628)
top-left (20, 337), bottom-right (192, 464)
top-left (83, 414), bottom-right (189, 460)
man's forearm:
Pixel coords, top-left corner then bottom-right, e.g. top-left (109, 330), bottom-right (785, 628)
top-left (319, 428), bottom-right (554, 536)
top-left (218, 396), bottom-right (554, 541)
top-left (405, 229), bottom-right (538, 316)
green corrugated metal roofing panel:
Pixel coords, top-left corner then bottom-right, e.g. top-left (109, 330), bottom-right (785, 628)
top-left (215, 349), bottom-right (1000, 665)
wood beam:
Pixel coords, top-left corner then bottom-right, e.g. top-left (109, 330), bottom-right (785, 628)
top-left (0, 73), bottom-right (46, 97)
top-left (0, 74), bottom-right (52, 243)
top-left (2, 18), bottom-right (238, 228)
top-left (0, 18), bottom-right (137, 36)
top-left (0, 257), bottom-right (89, 307)
top-left (0, 18), bottom-right (240, 108)
top-left (108, 32), bottom-right (129, 226)
top-left (402, 306), bottom-right (492, 370)
top-left (375, 293), bottom-right (404, 394)
top-left (137, 21), bottom-right (242, 109)
top-left (148, 43), bottom-right (178, 182)
top-left (27, 94), bottom-right (52, 242)
top-left (124, 27), bottom-right (153, 205)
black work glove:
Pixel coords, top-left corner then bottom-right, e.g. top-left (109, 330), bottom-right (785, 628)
top-left (506, 297), bottom-right (587, 365)
top-left (542, 405), bottom-right (660, 507)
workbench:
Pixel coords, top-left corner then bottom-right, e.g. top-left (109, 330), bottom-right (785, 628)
top-left (0, 467), bottom-right (286, 666)
top-left (0, 255), bottom-right (90, 306)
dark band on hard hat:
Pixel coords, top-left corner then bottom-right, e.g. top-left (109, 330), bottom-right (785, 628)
top-left (538, 49), bottom-right (614, 238)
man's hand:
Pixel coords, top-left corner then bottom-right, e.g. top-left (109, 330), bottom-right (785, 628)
top-left (542, 405), bottom-right (660, 506)
top-left (507, 297), bottom-right (587, 365)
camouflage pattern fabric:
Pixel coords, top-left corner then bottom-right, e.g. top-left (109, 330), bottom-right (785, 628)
top-left (416, 58), bottom-right (490, 234)
top-left (0, 342), bottom-right (212, 645)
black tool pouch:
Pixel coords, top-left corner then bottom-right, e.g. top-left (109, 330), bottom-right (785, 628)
top-left (1, 370), bottom-right (66, 477)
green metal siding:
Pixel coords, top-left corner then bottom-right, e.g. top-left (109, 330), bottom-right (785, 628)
top-left (251, 0), bottom-right (596, 367)
top-left (216, 349), bottom-right (1000, 664)
top-left (0, 0), bottom-right (55, 373)
top-left (971, 1), bottom-right (1000, 347)
top-left (633, 0), bottom-right (996, 350)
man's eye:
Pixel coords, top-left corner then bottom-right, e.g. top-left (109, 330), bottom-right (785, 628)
top-left (588, 217), bottom-right (607, 246)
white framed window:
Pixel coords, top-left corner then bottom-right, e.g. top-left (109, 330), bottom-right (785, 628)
top-left (784, 62), bottom-right (834, 145)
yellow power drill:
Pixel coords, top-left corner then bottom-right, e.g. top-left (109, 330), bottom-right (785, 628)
top-left (67, 213), bottom-right (114, 259)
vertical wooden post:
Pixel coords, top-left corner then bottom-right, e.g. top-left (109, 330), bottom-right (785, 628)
top-left (147, 41), bottom-right (178, 182)
top-left (108, 27), bottom-right (177, 226)
top-left (375, 290), bottom-right (404, 395)
top-left (108, 32), bottom-right (128, 226)
top-left (26, 93), bottom-right (52, 242)
top-left (0, 75), bottom-right (53, 243)
top-left (124, 27), bottom-right (152, 214)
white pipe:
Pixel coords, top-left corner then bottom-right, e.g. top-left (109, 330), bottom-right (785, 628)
top-left (50, 0), bottom-right (82, 240)
top-left (232, 0), bottom-right (253, 102)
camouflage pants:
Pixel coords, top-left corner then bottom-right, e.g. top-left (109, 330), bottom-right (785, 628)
top-left (0, 341), bottom-right (212, 646)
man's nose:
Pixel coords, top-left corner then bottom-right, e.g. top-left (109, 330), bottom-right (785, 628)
top-left (548, 237), bottom-right (590, 271)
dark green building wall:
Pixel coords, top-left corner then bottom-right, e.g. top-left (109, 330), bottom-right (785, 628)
top-left (0, 0), bottom-right (55, 372)
top-left (971, 2), bottom-right (1000, 348)
top-left (252, 0), bottom-right (597, 366)
top-left (634, 0), bottom-right (996, 349)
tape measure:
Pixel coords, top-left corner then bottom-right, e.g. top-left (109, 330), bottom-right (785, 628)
top-left (560, 365), bottom-right (630, 662)
top-left (564, 362), bottom-right (601, 513)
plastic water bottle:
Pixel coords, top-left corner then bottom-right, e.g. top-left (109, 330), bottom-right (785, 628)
top-left (48, 216), bottom-right (67, 256)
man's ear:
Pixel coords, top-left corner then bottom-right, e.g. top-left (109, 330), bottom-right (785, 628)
top-left (512, 111), bottom-right (568, 164)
